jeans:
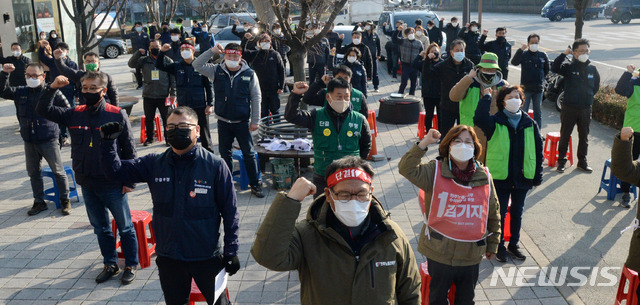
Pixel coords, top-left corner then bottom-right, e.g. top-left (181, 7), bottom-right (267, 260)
top-left (24, 139), bottom-right (69, 202)
top-left (523, 90), bottom-right (543, 128)
top-left (218, 121), bottom-right (260, 187)
top-left (261, 90), bottom-right (281, 118)
top-left (399, 62), bottom-right (418, 96)
top-left (82, 186), bottom-right (138, 267)
top-left (621, 133), bottom-right (640, 193)
top-left (427, 258), bottom-right (479, 305)
top-left (558, 105), bottom-right (591, 165)
top-left (156, 255), bottom-right (231, 305)
top-left (496, 187), bottom-right (528, 250)
top-left (195, 107), bottom-right (214, 153)
top-left (423, 97), bottom-right (440, 131)
top-left (143, 97), bottom-right (169, 142)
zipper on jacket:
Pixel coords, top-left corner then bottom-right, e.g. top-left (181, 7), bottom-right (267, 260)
top-left (369, 260), bottom-right (375, 289)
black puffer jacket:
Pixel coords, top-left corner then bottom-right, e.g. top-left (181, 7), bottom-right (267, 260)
top-left (421, 57), bottom-right (443, 99)
top-left (430, 56), bottom-right (474, 112)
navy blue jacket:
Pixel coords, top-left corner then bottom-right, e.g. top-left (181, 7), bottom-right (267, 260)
top-left (1, 73), bottom-right (69, 143)
top-left (242, 49), bottom-right (285, 92)
top-left (344, 60), bottom-right (367, 97)
top-left (100, 144), bottom-right (239, 260)
top-left (191, 27), bottom-right (216, 52)
top-left (479, 35), bottom-right (512, 73)
top-left (37, 86), bottom-right (136, 189)
top-left (551, 54), bottom-right (600, 108)
top-left (150, 26), bottom-right (172, 45)
top-left (39, 49), bottom-right (77, 93)
top-left (121, 28), bottom-right (150, 52)
top-left (474, 94), bottom-right (543, 189)
top-left (511, 49), bottom-right (550, 92)
top-left (0, 54), bottom-right (31, 86)
top-left (54, 58), bottom-right (118, 106)
top-left (156, 51), bottom-right (213, 109)
top-left (458, 30), bottom-right (482, 59)
top-left (213, 64), bottom-right (255, 121)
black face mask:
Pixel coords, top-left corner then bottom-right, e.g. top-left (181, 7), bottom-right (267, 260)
top-left (497, 36), bottom-right (506, 43)
top-left (480, 72), bottom-right (496, 84)
top-left (166, 127), bottom-right (193, 150)
top-left (83, 91), bottom-right (103, 107)
top-left (162, 27), bottom-right (169, 33)
top-left (150, 48), bottom-right (160, 56)
top-left (432, 51), bottom-right (439, 60)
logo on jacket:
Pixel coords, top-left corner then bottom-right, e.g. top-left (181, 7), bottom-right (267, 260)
top-left (189, 190), bottom-right (196, 198)
top-left (155, 177), bottom-right (171, 182)
top-left (375, 261), bottom-right (396, 267)
top-left (241, 76), bottom-right (251, 82)
top-left (323, 128), bottom-right (331, 136)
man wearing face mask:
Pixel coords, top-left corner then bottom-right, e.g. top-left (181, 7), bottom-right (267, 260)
top-left (98, 106), bottom-right (238, 305)
top-left (551, 38), bottom-right (600, 173)
top-left (252, 156), bottom-right (421, 305)
top-left (39, 42), bottom-right (77, 103)
top-left (337, 31), bottom-right (373, 82)
top-left (37, 73), bottom-right (139, 285)
top-left (157, 41), bottom-right (215, 153)
top-left (128, 40), bottom-right (176, 146)
top-left (241, 34), bottom-right (285, 118)
top-left (0, 43), bottom-right (31, 86)
top-left (285, 79), bottom-right (371, 195)
top-left (392, 27), bottom-right (424, 96)
top-left (458, 21), bottom-right (482, 65)
top-left (511, 33), bottom-right (550, 129)
top-left (1, 63), bottom-right (71, 216)
top-left (191, 22), bottom-right (216, 54)
top-left (479, 27), bottom-right (512, 80)
top-left (425, 20), bottom-right (443, 47)
top-left (302, 65), bottom-right (369, 117)
top-left (150, 22), bottom-right (173, 45)
top-left (270, 23), bottom-right (291, 74)
top-left (121, 22), bottom-right (150, 89)
top-left (54, 51), bottom-right (119, 106)
top-left (193, 43), bottom-right (264, 198)
top-left (358, 21), bottom-right (381, 92)
top-left (163, 28), bottom-right (184, 62)
top-left (306, 27), bottom-right (332, 84)
top-left (439, 17), bottom-right (462, 56)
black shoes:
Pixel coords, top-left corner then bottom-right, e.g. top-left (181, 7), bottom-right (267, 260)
top-left (556, 161), bottom-right (566, 173)
top-left (251, 185), bottom-right (265, 198)
top-left (121, 266), bottom-right (136, 285)
top-left (621, 193), bottom-right (631, 208)
top-left (577, 163), bottom-right (593, 173)
top-left (95, 265), bottom-right (120, 283)
top-left (27, 201), bottom-right (48, 216)
top-left (61, 199), bottom-right (72, 216)
top-left (143, 140), bottom-right (153, 146)
top-left (507, 244), bottom-right (527, 261)
top-left (496, 249), bottom-right (508, 263)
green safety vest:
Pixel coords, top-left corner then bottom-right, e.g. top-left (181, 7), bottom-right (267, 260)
top-left (313, 108), bottom-right (364, 175)
top-left (323, 88), bottom-right (364, 113)
top-left (624, 84), bottom-right (640, 130)
top-left (486, 124), bottom-right (536, 180)
top-left (459, 81), bottom-right (503, 126)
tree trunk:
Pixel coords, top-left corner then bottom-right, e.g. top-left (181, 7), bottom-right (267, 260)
top-left (575, 9), bottom-right (584, 39)
top-left (251, 0), bottom-right (276, 27)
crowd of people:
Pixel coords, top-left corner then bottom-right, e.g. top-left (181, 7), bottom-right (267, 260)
top-left (1, 14), bottom-right (639, 305)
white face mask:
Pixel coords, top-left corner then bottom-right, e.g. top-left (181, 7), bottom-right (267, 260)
top-left (180, 50), bottom-right (192, 59)
top-left (352, 38), bottom-right (361, 45)
top-left (450, 143), bottom-right (475, 162)
top-left (504, 98), bottom-right (522, 113)
top-left (51, 34), bottom-right (57, 39)
top-left (452, 22), bottom-right (459, 27)
top-left (40, 35), bottom-right (46, 40)
top-left (577, 54), bottom-right (589, 63)
top-left (225, 59), bottom-right (240, 69)
top-left (171, 35), bottom-right (180, 42)
top-left (471, 26), bottom-right (478, 32)
top-left (427, 25), bottom-right (434, 30)
top-left (12, 50), bottom-right (21, 57)
top-left (328, 95), bottom-right (349, 113)
top-left (330, 193), bottom-right (371, 227)
top-left (260, 42), bottom-right (270, 50)
top-left (60, 51), bottom-right (67, 58)
top-left (347, 56), bottom-right (357, 63)
top-left (273, 29), bottom-right (281, 35)
top-left (416, 31), bottom-right (423, 37)
top-left (26, 78), bottom-right (41, 88)
top-left (529, 44), bottom-right (539, 52)
top-left (364, 25), bottom-right (371, 31)
top-left (407, 34), bottom-right (415, 40)
top-left (453, 51), bottom-right (465, 62)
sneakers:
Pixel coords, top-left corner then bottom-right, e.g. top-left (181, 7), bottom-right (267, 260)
top-left (121, 266), bottom-right (136, 285)
top-left (373, 88), bottom-right (380, 93)
top-left (251, 185), bottom-right (265, 198)
top-left (507, 244), bottom-right (527, 261)
top-left (621, 193), bottom-right (631, 208)
top-left (556, 161), bottom-right (566, 173)
top-left (95, 265), bottom-right (120, 283)
top-left (496, 249), bottom-right (508, 263)
top-left (61, 199), bottom-right (72, 216)
top-left (577, 163), bottom-right (593, 173)
top-left (27, 201), bottom-right (48, 216)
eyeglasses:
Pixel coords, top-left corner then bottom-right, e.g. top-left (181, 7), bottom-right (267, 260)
top-left (166, 123), bottom-right (197, 130)
top-left (26, 73), bottom-right (43, 78)
top-left (331, 189), bottom-right (372, 202)
top-left (452, 139), bottom-right (474, 145)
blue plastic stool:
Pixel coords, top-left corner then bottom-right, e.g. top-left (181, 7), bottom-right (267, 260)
top-left (598, 159), bottom-right (637, 201)
top-left (232, 150), bottom-right (261, 190)
top-left (42, 166), bottom-right (80, 209)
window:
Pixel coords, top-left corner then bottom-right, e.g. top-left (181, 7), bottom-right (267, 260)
top-left (12, 0), bottom-right (37, 52)
top-left (214, 28), bottom-right (238, 41)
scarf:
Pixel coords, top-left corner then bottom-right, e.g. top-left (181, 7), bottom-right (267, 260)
top-left (449, 158), bottom-right (477, 184)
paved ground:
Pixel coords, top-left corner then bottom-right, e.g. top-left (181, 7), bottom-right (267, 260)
top-left (0, 13), bottom-right (637, 303)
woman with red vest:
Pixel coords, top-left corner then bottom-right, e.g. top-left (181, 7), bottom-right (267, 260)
top-left (399, 125), bottom-right (501, 304)
top-left (473, 85), bottom-right (543, 263)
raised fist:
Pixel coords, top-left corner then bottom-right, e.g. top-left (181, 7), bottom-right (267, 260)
top-left (100, 122), bottom-right (124, 140)
top-left (161, 43), bottom-right (172, 52)
top-left (287, 177), bottom-right (317, 201)
top-left (292, 81), bottom-right (309, 95)
top-left (154, 33), bottom-right (162, 40)
top-left (2, 63), bottom-right (15, 74)
top-left (321, 74), bottom-right (331, 86)
top-left (621, 127), bottom-right (635, 141)
top-left (482, 29), bottom-right (488, 35)
top-left (138, 49), bottom-right (146, 55)
top-left (51, 75), bottom-right (70, 89)
top-left (53, 48), bottom-right (63, 59)
top-left (120, 24), bottom-right (126, 30)
top-left (521, 43), bottom-right (528, 51)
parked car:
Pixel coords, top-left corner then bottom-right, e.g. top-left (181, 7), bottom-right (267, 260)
top-left (213, 26), bottom-right (242, 49)
top-left (376, 10), bottom-right (444, 58)
top-left (541, 0), bottom-right (604, 21)
top-left (97, 35), bottom-right (126, 59)
top-left (208, 13), bottom-right (258, 34)
top-left (333, 0), bottom-right (385, 25)
top-left (604, 0), bottom-right (640, 23)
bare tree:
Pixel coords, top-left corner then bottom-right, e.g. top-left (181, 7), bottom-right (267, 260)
top-left (574, 0), bottom-right (591, 39)
top-left (60, 0), bottom-right (126, 65)
top-left (268, 0), bottom-right (348, 82)
top-left (251, 0), bottom-right (276, 26)
top-left (189, 0), bottom-right (217, 22)
top-left (137, 0), bottom-right (179, 24)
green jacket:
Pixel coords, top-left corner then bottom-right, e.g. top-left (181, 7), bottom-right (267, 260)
top-left (251, 193), bottom-right (421, 305)
top-left (611, 135), bottom-right (640, 272)
top-left (398, 144), bottom-right (502, 266)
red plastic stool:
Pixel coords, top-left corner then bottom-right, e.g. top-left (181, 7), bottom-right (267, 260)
top-left (543, 132), bottom-right (573, 168)
top-left (111, 210), bottom-right (156, 269)
top-left (367, 110), bottom-right (379, 160)
top-left (189, 274), bottom-right (230, 304)
top-left (417, 111), bottom-right (439, 140)
top-left (615, 266), bottom-right (639, 305)
top-left (419, 261), bottom-right (456, 305)
top-left (140, 114), bottom-right (163, 144)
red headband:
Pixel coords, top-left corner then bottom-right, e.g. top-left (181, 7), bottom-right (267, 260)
top-left (181, 44), bottom-right (195, 51)
top-left (224, 49), bottom-right (242, 56)
top-left (327, 167), bottom-right (372, 188)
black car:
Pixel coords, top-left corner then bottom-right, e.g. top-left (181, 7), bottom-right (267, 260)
top-left (605, 0), bottom-right (640, 23)
top-left (97, 35), bottom-right (127, 59)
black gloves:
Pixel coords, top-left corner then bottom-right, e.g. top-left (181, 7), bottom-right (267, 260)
top-left (100, 122), bottom-right (123, 140)
top-left (222, 255), bottom-right (240, 276)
